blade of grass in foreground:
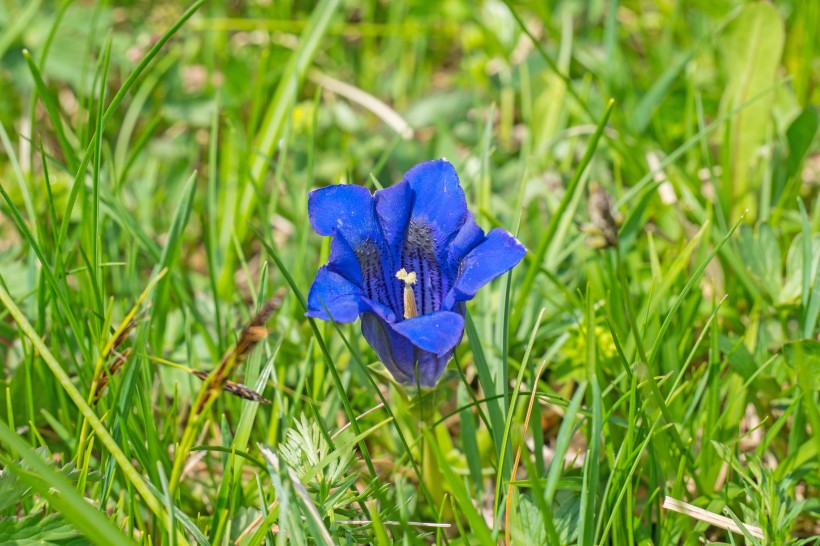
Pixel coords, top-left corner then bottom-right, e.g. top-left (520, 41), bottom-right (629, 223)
top-left (150, 171), bottom-right (197, 352)
top-left (797, 198), bottom-right (819, 338)
top-left (504, 332), bottom-right (568, 546)
top-left (512, 99), bottom-right (614, 329)
top-left (209, 278), bottom-right (281, 546)
top-left (0, 420), bottom-right (136, 546)
top-left (254, 231), bottom-right (383, 485)
top-left (219, 0), bottom-right (341, 290)
top-left (544, 381), bottom-right (587, 507)
top-left (0, 282), bottom-right (170, 531)
top-left (323, 311), bottom-right (438, 514)
top-left (465, 310), bottom-right (510, 476)
top-left (423, 428), bottom-right (495, 546)
top-left (91, 33), bottom-right (113, 304)
top-left (647, 213), bottom-right (746, 367)
top-left (57, 0), bottom-right (206, 251)
top-left (493, 308), bottom-right (546, 521)
top-left (578, 289), bottom-right (602, 546)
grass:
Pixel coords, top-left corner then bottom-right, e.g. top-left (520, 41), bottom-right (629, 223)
top-left (0, 0), bottom-right (818, 544)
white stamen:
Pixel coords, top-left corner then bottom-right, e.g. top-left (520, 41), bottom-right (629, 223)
top-left (395, 268), bottom-right (418, 319)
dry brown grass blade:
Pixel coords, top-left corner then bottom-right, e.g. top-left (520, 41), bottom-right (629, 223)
top-left (91, 313), bottom-right (144, 405)
top-left (94, 348), bottom-right (133, 405)
top-left (191, 370), bottom-right (271, 404)
top-left (663, 496), bottom-right (765, 540)
top-left (194, 288), bottom-right (286, 412)
top-left (111, 312), bottom-right (143, 350)
top-left (87, 276), bottom-right (158, 407)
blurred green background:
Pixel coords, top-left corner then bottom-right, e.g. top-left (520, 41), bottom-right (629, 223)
top-left (0, 0), bottom-right (818, 544)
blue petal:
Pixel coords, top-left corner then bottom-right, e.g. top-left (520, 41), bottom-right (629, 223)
top-left (310, 184), bottom-right (402, 312)
top-left (402, 159), bottom-right (470, 252)
top-left (415, 350), bottom-right (455, 388)
top-left (362, 311), bottom-right (463, 387)
top-left (391, 310), bottom-right (464, 356)
top-left (444, 228), bottom-right (527, 308)
top-left (359, 297), bottom-right (397, 323)
top-left (374, 180), bottom-right (412, 260)
top-left (308, 184), bottom-right (379, 248)
top-left (326, 232), bottom-right (362, 285)
top-left (306, 266), bottom-right (362, 323)
top-left (361, 313), bottom-right (415, 384)
top-left (444, 212), bottom-right (485, 279)
top-left (373, 160), bottom-right (473, 316)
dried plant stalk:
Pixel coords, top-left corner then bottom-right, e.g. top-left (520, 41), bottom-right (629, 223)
top-left (195, 289), bottom-right (285, 412)
top-left (169, 289), bottom-right (286, 492)
top-left (191, 371), bottom-right (270, 404)
top-left (663, 496), bottom-right (764, 540)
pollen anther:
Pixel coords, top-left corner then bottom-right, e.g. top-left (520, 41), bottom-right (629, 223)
top-left (395, 268), bottom-right (418, 319)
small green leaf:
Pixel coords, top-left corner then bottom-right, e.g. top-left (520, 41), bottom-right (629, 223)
top-left (0, 421), bottom-right (136, 546)
top-left (718, 2), bottom-right (785, 217)
top-left (785, 106), bottom-right (819, 180)
top-left (0, 513), bottom-right (78, 545)
top-left (784, 340), bottom-right (820, 391)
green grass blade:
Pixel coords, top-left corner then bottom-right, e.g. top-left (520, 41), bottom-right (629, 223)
top-left (254, 231), bottom-right (383, 485)
top-left (797, 198), bottom-right (817, 337)
top-left (513, 99), bottom-right (614, 326)
top-left (578, 290), bottom-right (602, 546)
top-left (464, 310), bottom-right (509, 468)
top-left (0, 420), bottom-right (136, 546)
top-left (0, 122), bottom-right (86, 359)
top-left (23, 49), bottom-right (79, 171)
top-left (0, 282), bottom-right (169, 529)
top-left (57, 0), bottom-right (206, 250)
top-left (423, 428), bottom-right (495, 546)
top-left (219, 0), bottom-right (342, 289)
top-left (493, 308), bottom-right (545, 519)
top-left (544, 381), bottom-right (587, 506)
top-left (647, 213), bottom-right (746, 367)
top-left (149, 171), bottom-right (197, 351)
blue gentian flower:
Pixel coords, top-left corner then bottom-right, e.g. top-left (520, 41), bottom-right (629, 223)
top-left (306, 159), bottom-right (526, 387)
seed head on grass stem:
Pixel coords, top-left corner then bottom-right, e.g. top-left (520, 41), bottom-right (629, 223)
top-left (194, 289), bottom-right (286, 412)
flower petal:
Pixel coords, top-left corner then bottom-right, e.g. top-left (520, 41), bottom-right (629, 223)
top-left (415, 350), bottom-right (454, 388)
top-left (361, 313), bottom-right (415, 384)
top-left (310, 184), bottom-right (402, 312)
top-left (374, 179), bottom-right (412, 260)
top-left (305, 266), bottom-right (363, 323)
top-left (373, 160), bottom-right (473, 316)
top-left (402, 159), bottom-right (470, 249)
top-left (391, 310), bottom-right (465, 356)
top-left (445, 228), bottom-right (527, 308)
top-left (445, 213), bottom-right (485, 277)
top-left (359, 297), bottom-right (397, 323)
top-left (326, 232), bottom-right (362, 285)
top-left (308, 184), bottom-right (379, 247)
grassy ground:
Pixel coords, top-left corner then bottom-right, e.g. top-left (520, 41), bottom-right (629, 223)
top-left (0, 0), bottom-right (818, 544)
